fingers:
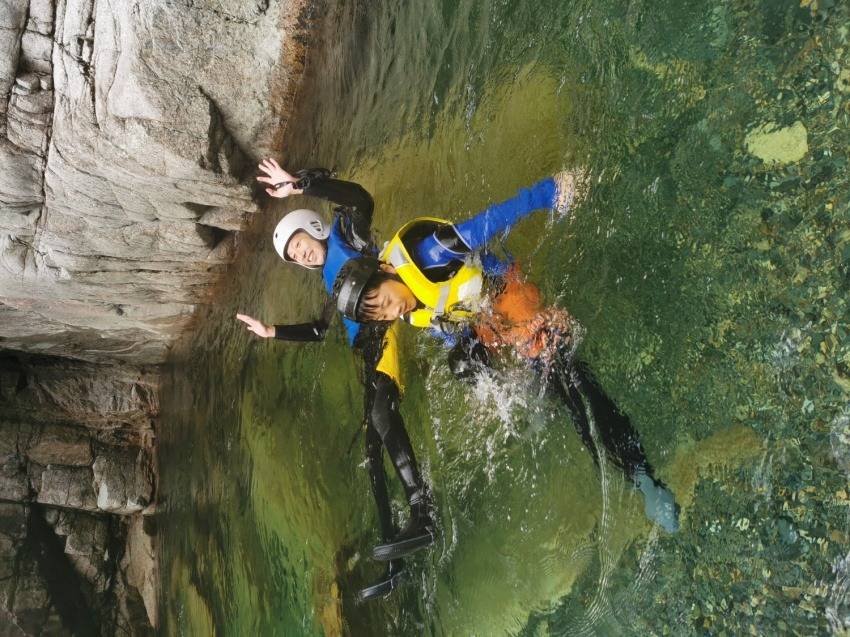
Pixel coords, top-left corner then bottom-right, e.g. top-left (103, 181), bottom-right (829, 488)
top-left (256, 175), bottom-right (274, 184)
top-left (266, 187), bottom-right (280, 197)
top-left (258, 158), bottom-right (278, 172)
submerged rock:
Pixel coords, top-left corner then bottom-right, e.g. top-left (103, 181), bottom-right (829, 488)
top-left (745, 121), bottom-right (809, 166)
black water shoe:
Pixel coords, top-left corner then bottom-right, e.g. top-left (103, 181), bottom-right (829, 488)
top-left (372, 514), bottom-right (435, 561)
top-left (356, 561), bottom-right (407, 603)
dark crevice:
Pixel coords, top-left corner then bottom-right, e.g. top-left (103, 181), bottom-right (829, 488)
top-left (182, 202), bottom-right (214, 217)
top-left (198, 86), bottom-right (252, 180)
top-left (200, 225), bottom-right (231, 250)
top-left (26, 504), bottom-right (100, 635)
top-left (15, 370), bottom-right (27, 393)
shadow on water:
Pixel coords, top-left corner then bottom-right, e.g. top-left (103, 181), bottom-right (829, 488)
top-left (160, 0), bottom-right (850, 634)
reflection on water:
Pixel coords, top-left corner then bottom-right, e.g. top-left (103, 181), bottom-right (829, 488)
top-left (159, 0), bottom-right (850, 634)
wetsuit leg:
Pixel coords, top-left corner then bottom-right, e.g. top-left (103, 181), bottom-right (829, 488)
top-left (369, 372), bottom-right (436, 561)
top-left (364, 423), bottom-right (395, 542)
top-left (566, 360), bottom-right (651, 480)
top-left (370, 373), bottom-right (428, 507)
top-left (358, 422), bottom-right (408, 603)
top-left (549, 355), bottom-right (680, 532)
top-left (548, 364), bottom-right (602, 466)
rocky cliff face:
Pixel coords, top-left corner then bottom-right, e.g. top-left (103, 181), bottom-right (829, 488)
top-left (0, 0), bottom-right (312, 634)
top-left (1, 0), bottom-right (308, 363)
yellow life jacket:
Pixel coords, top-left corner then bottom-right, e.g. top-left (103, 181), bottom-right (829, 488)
top-left (380, 217), bottom-right (484, 329)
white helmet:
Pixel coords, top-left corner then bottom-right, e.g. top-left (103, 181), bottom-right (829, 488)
top-left (272, 209), bottom-right (330, 269)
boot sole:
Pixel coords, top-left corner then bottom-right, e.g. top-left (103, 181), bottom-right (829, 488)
top-left (372, 531), bottom-right (435, 561)
top-left (356, 570), bottom-right (407, 603)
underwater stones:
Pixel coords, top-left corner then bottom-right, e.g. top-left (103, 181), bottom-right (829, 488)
top-left (830, 412), bottom-right (850, 473)
top-left (745, 121), bottom-right (809, 166)
top-left (837, 68), bottom-right (850, 94)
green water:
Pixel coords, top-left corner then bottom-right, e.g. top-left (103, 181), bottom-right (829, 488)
top-left (159, 0), bottom-right (850, 634)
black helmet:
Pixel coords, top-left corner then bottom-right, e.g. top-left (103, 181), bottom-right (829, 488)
top-left (334, 257), bottom-right (382, 321)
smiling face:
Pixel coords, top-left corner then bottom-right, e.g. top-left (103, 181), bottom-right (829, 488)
top-left (359, 275), bottom-right (418, 322)
top-left (285, 231), bottom-right (327, 267)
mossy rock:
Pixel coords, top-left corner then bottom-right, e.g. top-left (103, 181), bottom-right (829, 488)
top-left (744, 121), bottom-right (809, 166)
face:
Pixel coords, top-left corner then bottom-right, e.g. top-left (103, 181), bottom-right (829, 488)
top-left (285, 231), bottom-right (326, 267)
top-left (364, 278), bottom-right (418, 321)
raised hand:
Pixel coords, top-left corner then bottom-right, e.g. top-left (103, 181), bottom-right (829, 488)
top-left (256, 158), bottom-right (304, 198)
top-left (553, 168), bottom-right (590, 217)
top-left (236, 313), bottom-right (274, 338)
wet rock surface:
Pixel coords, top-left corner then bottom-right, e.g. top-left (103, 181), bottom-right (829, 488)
top-left (0, 0), bottom-right (313, 633)
top-left (0, 353), bottom-right (160, 635)
top-left (0, 0), bottom-right (308, 364)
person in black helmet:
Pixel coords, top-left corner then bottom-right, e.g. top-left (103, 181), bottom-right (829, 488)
top-left (238, 159), bottom-right (434, 602)
top-left (330, 176), bottom-right (680, 534)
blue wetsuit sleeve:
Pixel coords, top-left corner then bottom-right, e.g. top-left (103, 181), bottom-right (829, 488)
top-left (427, 324), bottom-right (475, 348)
top-left (480, 252), bottom-right (510, 276)
top-left (454, 177), bottom-right (556, 251)
top-left (428, 328), bottom-right (457, 347)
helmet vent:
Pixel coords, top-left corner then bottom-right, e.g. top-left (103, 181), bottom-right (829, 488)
top-left (310, 220), bottom-right (323, 233)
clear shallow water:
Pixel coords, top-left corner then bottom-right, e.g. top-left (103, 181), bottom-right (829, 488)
top-left (159, 0), bottom-right (850, 634)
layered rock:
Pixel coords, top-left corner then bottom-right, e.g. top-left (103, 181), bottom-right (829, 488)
top-left (0, 0), bottom-right (313, 634)
top-left (0, 352), bottom-right (158, 635)
top-left (0, 0), bottom-right (307, 365)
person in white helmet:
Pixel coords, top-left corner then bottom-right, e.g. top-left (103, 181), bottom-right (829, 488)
top-left (237, 158), bottom-right (430, 603)
top-left (239, 158), bottom-right (376, 346)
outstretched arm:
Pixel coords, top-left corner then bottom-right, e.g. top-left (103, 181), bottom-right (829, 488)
top-left (411, 172), bottom-right (584, 271)
top-left (256, 157), bottom-right (375, 244)
top-left (235, 299), bottom-right (336, 342)
top-left (302, 175), bottom-right (375, 247)
top-left (453, 177), bottom-right (558, 251)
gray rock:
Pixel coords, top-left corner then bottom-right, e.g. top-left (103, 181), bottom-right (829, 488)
top-left (0, 0), bottom-right (309, 367)
top-left (20, 32), bottom-right (52, 65)
top-left (35, 465), bottom-right (98, 511)
top-left (26, 425), bottom-right (93, 466)
top-left (198, 206), bottom-right (250, 231)
top-left (0, 469), bottom-right (29, 502)
top-left (0, 427), bottom-right (29, 502)
top-left (49, 508), bottom-right (111, 592)
top-left (9, 561), bottom-right (52, 635)
top-left (0, 1), bottom-right (315, 634)
top-left (26, 0), bottom-right (53, 35)
top-left (0, 4), bottom-right (27, 104)
top-left (0, 354), bottom-right (159, 429)
top-left (92, 448), bottom-right (153, 514)
top-left (14, 73), bottom-right (40, 92)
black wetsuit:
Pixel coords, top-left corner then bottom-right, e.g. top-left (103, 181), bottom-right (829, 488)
top-left (272, 170), bottom-right (427, 555)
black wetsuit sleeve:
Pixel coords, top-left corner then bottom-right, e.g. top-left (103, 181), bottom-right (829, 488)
top-left (273, 299), bottom-right (336, 342)
top-left (297, 169), bottom-right (375, 246)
